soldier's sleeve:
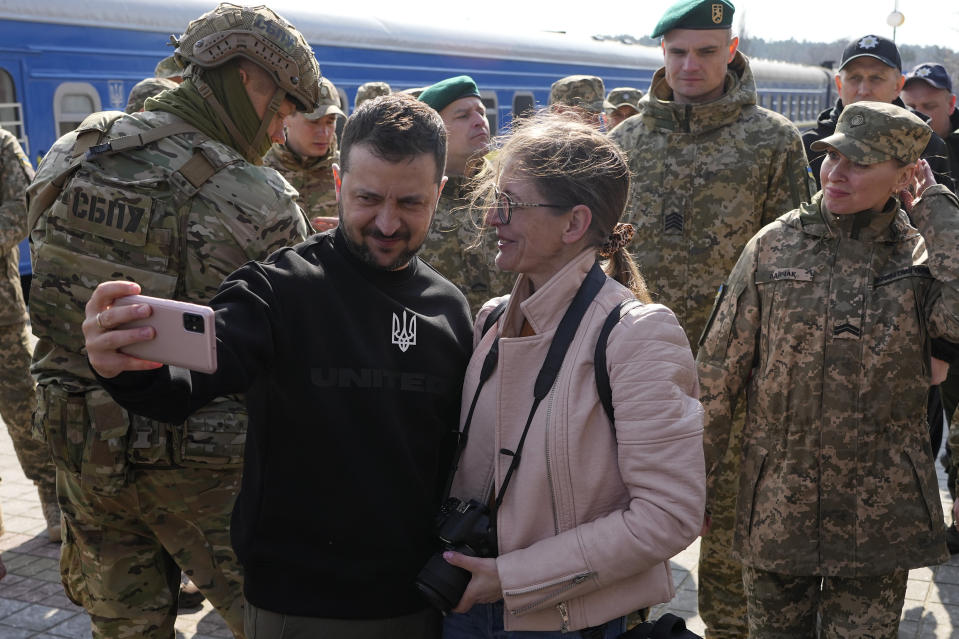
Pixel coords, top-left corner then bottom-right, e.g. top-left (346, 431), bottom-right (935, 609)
top-left (911, 185), bottom-right (959, 344)
top-left (696, 236), bottom-right (761, 504)
top-left (760, 127), bottom-right (815, 227)
top-left (0, 133), bottom-right (35, 252)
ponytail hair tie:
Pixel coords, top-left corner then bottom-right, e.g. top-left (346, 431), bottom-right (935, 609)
top-left (599, 223), bottom-right (635, 258)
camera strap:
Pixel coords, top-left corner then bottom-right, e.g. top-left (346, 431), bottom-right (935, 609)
top-left (441, 261), bottom-right (607, 511)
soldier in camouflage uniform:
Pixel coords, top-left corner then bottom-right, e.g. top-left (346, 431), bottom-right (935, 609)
top-left (0, 128), bottom-right (60, 540)
top-left (608, 2), bottom-right (814, 636)
top-left (699, 101), bottom-right (956, 638)
top-left (604, 87), bottom-right (643, 130)
top-left (125, 77), bottom-right (178, 114)
top-left (548, 75), bottom-right (607, 129)
top-left (154, 55), bottom-right (184, 84)
top-left (26, 4), bottom-right (317, 637)
top-left (264, 76), bottom-right (344, 231)
top-left (418, 76), bottom-right (512, 313)
top-left (354, 81), bottom-right (391, 110)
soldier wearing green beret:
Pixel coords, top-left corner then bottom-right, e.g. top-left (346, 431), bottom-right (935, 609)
top-left (608, 2), bottom-right (814, 636)
top-left (418, 75), bottom-right (512, 313)
top-left (549, 75), bottom-right (607, 128)
top-left (700, 101), bottom-right (957, 637)
top-left (354, 81), bottom-right (391, 110)
top-left (604, 87), bottom-right (643, 130)
top-left (265, 76), bottom-right (345, 231)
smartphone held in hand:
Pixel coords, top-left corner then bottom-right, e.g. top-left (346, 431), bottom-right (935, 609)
top-left (113, 295), bottom-right (217, 374)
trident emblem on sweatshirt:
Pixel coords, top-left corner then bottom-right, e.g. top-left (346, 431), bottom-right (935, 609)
top-left (392, 310), bottom-right (417, 352)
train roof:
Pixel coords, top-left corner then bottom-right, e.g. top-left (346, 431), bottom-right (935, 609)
top-left (0, 0), bottom-right (830, 84)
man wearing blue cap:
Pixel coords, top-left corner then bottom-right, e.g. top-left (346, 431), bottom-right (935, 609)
top-left (610, 4), bottom-right (814, 635)
top-left (418, 76), bottom-right (511, 313)
top-left (802, 36), bottom-right (954, 192)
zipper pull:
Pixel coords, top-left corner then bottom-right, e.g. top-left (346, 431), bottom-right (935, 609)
top-left (557, 601), bottom-right (570, 632)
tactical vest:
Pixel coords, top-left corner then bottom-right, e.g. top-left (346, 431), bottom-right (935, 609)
top-left (29, 111), bottom-right (246, 493)
top-left (30, 111), bottom-right (227, 351)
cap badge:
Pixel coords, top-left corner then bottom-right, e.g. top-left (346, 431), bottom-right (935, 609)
top-left (711, 4), bottom-right (724, 24)
top-left (320, 84), bottom-right (330, 98)
top-left (850, 114), bottom-right (865, 127)
top-left (858, 35), bottom-right (879, 50)
top-left (917, 66), bottom-right (932, 77)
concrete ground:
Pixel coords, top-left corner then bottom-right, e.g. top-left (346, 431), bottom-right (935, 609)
top-left (0, 414), bottom-right (956, 637)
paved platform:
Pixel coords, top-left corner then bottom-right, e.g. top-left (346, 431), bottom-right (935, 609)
top-left (0, 412), bottom-right (957, 637)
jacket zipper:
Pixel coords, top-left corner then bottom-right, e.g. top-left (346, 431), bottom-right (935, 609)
top-left (544, 382), bottom-right (560, 535)
top-left (557, 601), bottom-right (570, 632)
top-left (508, 572), bottom-right (592, 616)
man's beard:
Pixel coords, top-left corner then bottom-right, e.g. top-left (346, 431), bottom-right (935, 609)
top-left (338, 200), bottom-right (421, 271)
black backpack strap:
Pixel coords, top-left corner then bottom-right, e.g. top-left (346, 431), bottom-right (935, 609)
top-left (482, 299), bottom-right (509, 337)
top-left (595, 298), bottom-right (643, 425)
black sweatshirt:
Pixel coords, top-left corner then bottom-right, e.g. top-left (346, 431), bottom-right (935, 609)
top-left (101, 229), bottom-right (473, 618)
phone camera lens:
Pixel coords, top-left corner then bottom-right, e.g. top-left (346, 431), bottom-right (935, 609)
top-left (183, 313), bottom-right (205, 334)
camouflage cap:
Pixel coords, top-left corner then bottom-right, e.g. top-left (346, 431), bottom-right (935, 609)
top-left (810, 101), bottom-right (931, 165)
top-left (604, 87), bottom-right (643, 112)
top-left (154, 55), bottom-right (182, 80)
top-left (651, 0), bottom-right (735, 38)
top-left (355, 82), bottom-right (391, 109)
top-left (125, 77), bottom-right (178, 113)
top-left (419, 75), bottom-right (482, 112)
top-left (549, 75), bottom-right (605, 113)
top-left (304, 77), bottom-right (345, 120)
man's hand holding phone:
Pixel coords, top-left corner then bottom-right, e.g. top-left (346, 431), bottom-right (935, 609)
top-left (84, 281), bottom-right (217, 378)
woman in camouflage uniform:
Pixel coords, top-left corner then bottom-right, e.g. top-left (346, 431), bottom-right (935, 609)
top-left (699, 101), bottom-right (959, 638)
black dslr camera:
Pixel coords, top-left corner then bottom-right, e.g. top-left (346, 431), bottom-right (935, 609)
top-left (415, 497), bottom-right (496, 612)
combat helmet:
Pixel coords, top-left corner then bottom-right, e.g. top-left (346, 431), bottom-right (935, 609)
top-left (173, 3), bottom-right (320, 111)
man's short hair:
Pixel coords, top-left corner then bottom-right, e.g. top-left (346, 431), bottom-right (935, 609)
top-left (340, 93), bottom-right (447, 184)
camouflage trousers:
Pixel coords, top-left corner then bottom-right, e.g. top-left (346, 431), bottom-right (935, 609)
top-left (698, 403), bottom-right (747, 639)
top-left (743, 565), bottom-right (907, 639)
top-left (0, 321), bottom-right (56, 506)
top-left (58, 466), bottom-right (245, 638)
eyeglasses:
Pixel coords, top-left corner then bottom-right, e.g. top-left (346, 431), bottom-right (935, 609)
top-left (491, 187), bottom-right (573, 225)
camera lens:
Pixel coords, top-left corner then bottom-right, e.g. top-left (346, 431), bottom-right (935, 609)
top-left (415, 551), bottom-right (471, 613)
top-left (182, 313), bottom-right (205, 334)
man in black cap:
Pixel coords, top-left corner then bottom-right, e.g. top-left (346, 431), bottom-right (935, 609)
top-left (901, 63), bottom-right (959, 181)
top-left (802, 35), bottom-right (954, 191)
top-left (418, 76), bottom-right (511, 313)
top-left (610, 3), bottom-right (814, 635)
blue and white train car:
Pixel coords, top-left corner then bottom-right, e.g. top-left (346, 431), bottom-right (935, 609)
top-left (0, 0), bottom-right (833, 276)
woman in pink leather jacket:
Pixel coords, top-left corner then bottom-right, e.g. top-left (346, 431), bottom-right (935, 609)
top-left (438, 112), bottom-right (706, 638)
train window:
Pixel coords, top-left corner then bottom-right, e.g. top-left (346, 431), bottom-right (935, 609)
top-left (54, 82), bottom-right (101, 137)
top-left (513, 92), bottom-right (535, 119)
top-left (479, 91), bottom-right (498, 134)
top-left (0, 68), bottom-right (27, 151)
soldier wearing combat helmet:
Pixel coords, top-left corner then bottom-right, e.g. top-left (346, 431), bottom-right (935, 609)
top-left (549, 75), bottom-right (607, 128)
top-left (608, 1), bottom-right (814, 636)
top-left (26, 3), bottom-right (316, 636)
top-left (700, 101), bottom-right (959, 637)
top-left (265, 76), bottom-right (345, 231)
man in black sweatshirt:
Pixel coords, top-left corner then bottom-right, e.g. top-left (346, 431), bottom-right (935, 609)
top-left (83, 94), bottom-right (473, 639)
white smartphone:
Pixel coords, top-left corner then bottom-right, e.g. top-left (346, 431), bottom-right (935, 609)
top-left (113, 294), bottom-right (217, 374)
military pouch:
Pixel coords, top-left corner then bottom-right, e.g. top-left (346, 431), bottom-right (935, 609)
top-left (79, 389), bottom-right (132, 496)
top-left (172, 404), bottom-right (246, 469)
top-left (35, 385), bottom-right (87, 476)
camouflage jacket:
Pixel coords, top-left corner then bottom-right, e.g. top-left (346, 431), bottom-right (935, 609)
top-left (417, 164), bottom-right (514, 315)
top-left (263, 139), bottom-right (338, 219)
top-left (698, 187), bottom-right (959, 576)
top-left (28, 110), bottom-right (311, 386)
top-left (0, 129), bottom-right (33, 326)
top-left (609, 52), bottom-right (814, 352)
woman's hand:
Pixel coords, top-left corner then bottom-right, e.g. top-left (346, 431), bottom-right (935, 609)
top-left (443, 551), bottom-right (502, 614)
top-left (900, 159), bottom-right (936, 212)
top-left (83, 281), bottom-right (162, 378)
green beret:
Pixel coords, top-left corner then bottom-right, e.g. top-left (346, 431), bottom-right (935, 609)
top-left (651, 0), bottom-right (735, 38)
top-left (419, 75), bottom-right (481, 112)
